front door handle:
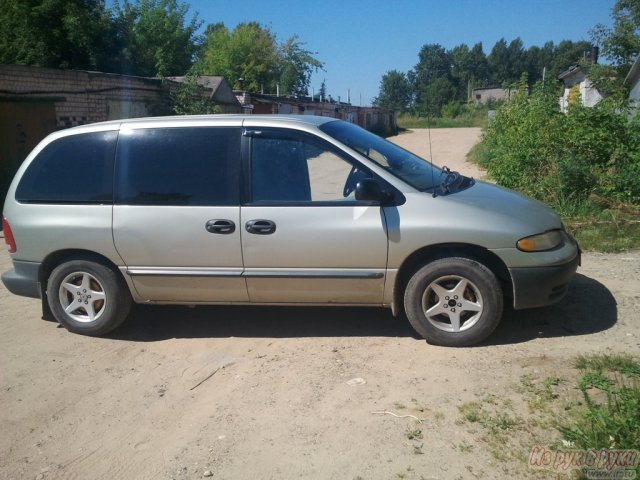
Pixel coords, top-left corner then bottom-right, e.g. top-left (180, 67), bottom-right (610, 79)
top-left (245, 219), bottom-right (276, 235)
top-left (205, 219), bottom-right (235, 234)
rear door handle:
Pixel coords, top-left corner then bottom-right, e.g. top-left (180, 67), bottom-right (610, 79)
top-left (245, 219), bottom-right (276, 235)
top-left (205, 219), bottom-right (235, 234)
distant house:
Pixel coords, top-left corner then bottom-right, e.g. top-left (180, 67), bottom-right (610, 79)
top-left (471, 86), bottom-right (516, 105)
top-left (624, 55), bottom-right (640, 118)
top-left (167, 75), bottom-right (242, 113)
top-left (557, 65), bottom-right (604, 112)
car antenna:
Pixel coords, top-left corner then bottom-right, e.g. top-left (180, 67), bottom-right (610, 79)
top-left (426, 98), bottom-right (437, 198)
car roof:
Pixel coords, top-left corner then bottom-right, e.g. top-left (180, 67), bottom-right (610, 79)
top-left (74, 114), bottom-right (338, 130)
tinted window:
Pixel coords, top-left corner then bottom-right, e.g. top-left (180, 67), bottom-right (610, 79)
top-left (16, 131), bottom-right (116, 203)
top-left (251, 130), bottom-right (372, 203)
top-left (115, 127), bottom-right (240, 206)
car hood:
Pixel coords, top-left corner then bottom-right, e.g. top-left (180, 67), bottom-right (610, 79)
top-left (399, 180), bottom-right (564, 249)
top-left (449, 180), bottom-right (562, 230)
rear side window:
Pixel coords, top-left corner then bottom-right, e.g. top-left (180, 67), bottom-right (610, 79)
top-left (115, 127), bottom-right (240, 206)
top-left (16, 131), bottom-right (117, 203)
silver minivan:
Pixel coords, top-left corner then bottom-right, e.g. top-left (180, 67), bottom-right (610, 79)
top-left (1, 115), bottom-right (580, 346)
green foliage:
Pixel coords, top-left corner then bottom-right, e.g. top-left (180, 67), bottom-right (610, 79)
top-left (116, 0), bottom-right (201, 77)
top-left (377, 37), bottom-right (591, 117)
top-left (0, 0), bottom-right (201, 77)
top-left (591, 0), bottom-right (640, 68)
top-left (0, 0), bottom-right (118, 70)
top-left (478, 81), bottom-right (640, 210)
top-left (398, 103), bottom-right (489, 128)
top-left (574, 354), bottom-right (640, 376)
top-left (277, 36), bottom-right (323, 96)
top-left (195, 22), bottom-right (278, 92)
top-left (373, 70), bottom-right (412, 112)
top-left (410, 44), bottom-right (454, 116)
top-left (169, 74), bottom-right (220, 115)
top-left (0, 0), bottom-right (321, 89)
top-left (559, 354), bottom-right (640, 476)
top-left (589, 0), bottom-right (640, 96)
top-left (194, 22), bottom-right (323, 95)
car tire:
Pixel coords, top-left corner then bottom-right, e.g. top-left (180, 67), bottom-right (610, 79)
top-left (403, 257), bottom-right (503, 347)
top-left (47, 259), bottom-right (132, 336)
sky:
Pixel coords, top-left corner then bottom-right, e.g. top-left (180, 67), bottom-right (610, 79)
top-left (187, 0), bottom-right (616, 106)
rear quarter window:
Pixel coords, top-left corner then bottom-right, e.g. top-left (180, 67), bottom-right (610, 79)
top-left (115, 127), bottom-right (240, 206)
top-left (15, 131), bottom-right (117, 203)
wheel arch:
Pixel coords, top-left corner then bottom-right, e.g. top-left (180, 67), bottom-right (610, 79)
top-left (39, 249), bottom-right (124, 294)
top-left (392, 243), bottom-right (512, 315)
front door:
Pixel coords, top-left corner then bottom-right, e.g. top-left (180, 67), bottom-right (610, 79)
top-left (241, 128), bottom-right (389, 304)
top-left (113, 125), bottom-right (248, 302)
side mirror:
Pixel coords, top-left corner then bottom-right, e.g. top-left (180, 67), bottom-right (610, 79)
top-left (355, 178), bottom-right (394, 204)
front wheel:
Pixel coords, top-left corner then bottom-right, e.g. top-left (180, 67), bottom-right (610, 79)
top-left (47, 259), bottom-right (132, 336)
top-left (403, 258), bottom-right (503, 347)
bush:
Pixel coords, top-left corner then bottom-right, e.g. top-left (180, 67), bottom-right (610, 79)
top-left (478, 81), bottom-right (640, 209)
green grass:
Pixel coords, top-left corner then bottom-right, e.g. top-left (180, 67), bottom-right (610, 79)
top-left (563, 201), bottom-right (640, 252)
top-left (574, 354), bottom-right (640, 377)
top-left (456, 355), bottom-right (640, 477)
top-left (397, 114), bottom-right (487, 129)
top-left (559, 354), bottom-right (640, 477)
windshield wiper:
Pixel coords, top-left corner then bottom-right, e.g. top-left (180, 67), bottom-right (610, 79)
top-left (440, 166), bottom-right (462, 194)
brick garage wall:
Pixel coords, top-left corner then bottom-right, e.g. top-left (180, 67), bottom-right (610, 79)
top-left (0, 64), bottom-right (171, 128)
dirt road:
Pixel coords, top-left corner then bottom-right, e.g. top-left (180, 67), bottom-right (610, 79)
top-left (389, 127), bottom-right (485, 179)
top-left (1, 129), bottom-right (638, 480)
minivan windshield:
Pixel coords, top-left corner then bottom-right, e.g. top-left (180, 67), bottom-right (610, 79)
top-left (320, 120), bottom-right (443, 191)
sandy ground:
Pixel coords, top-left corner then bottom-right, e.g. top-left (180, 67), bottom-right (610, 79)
top-left (1, 128), bottom-right (639, 480)
top-left (389, 128), bottom-right (485, 179)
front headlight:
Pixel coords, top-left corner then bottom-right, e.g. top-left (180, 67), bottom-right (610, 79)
top-left (516, 230), bottom-right (563, 252)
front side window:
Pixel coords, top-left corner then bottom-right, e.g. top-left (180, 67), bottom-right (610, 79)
top-left (16, 131), bottom-right (116, 203)
top-left (115, 127), bottom-right (240, 206)
top-left (320, 120), bottom-right (443, 191)
top-left (250, 130), bottom-right (373, 203)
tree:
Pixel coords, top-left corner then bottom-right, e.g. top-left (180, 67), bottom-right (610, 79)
top-left (488, 38), bottom-right (510, 84)
top-left (591, 0), bottom-right (640, 68)
top-left (373, 70), bottom-right (412, 112)
top-left (0, 0), bottom-right (201, 76)
top-left (411, 44), bottom-right (454, 115)
top-left (550, 40), bottom-right (591, 76)
top-left (195, 22), bottom-right (322, 95)
top-left (449, 42), bottom-right (489, 100)
top-left (318, 79), bottom-right (327, 101)
top-left (506, 38), bottom-right (527, 82)
top-left (0, 0), bottom-right (116, 70)
top-left (450, 44), bottom-right (472, 100)
top-left (588, 0), bottom-right (640, 97)
top-left (277, 36), bottom-right (323, 96)
top-left (115, 0), bottom-right (201, 77)
top-left (195, 22), bottom-right (279, 92)
top-left (468, 42), bottom-right (490, 87)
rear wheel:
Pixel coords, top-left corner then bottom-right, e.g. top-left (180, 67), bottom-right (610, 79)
top-left (404, 257), bottom-right (503, 346)
top-left (47, 259), bottom-right (132, 336)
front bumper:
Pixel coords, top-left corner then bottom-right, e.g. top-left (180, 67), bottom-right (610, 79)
top-left (509, 251), bottom-right (580, 310)
top-left (1, 260), bottom-right (42, 299)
